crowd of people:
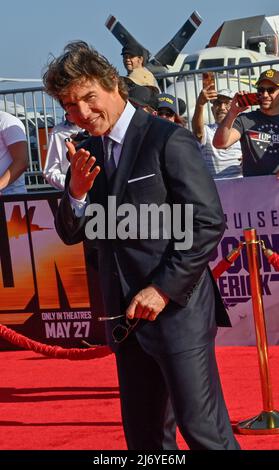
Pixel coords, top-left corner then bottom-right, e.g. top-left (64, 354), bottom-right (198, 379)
top-left (1, 41), bottom-right (278, 194)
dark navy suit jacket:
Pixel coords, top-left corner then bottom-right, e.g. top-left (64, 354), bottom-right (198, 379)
top-left (55, 108), bottom-right (231, 354)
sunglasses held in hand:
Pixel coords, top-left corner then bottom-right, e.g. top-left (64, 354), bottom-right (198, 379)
top-left (98, 314), bottom-right (140, 343)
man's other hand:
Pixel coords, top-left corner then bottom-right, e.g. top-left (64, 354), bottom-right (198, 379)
top-left (126, 285), bottom-right (169, 322)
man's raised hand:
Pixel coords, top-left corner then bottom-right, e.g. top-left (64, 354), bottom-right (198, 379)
top-left (66, 140), bottom-right (101, 200)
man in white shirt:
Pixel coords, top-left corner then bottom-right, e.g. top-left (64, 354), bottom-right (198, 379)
top-left (192, 88), bottom-right (242, 179)
top-left (0, 111), bottom-right (28, 194)
top-left (43, 114), bottom-right (82, 189)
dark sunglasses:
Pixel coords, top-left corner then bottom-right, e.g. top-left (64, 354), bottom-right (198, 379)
top-left (158, 110), bottom-right (175, 118)
top-left (257, 86), bottom-right (278, 95)
top-left (98, 314), bottom-right (140, 343)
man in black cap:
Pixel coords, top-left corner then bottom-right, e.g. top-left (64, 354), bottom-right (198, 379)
top-left (121, 43), bottom-right (147, 74)
top-left (213, 68), bottom-right (279, 177)
top-left (128, 84), bottom-right (158, 113)
top-left (121, 42), bottom-right (159, 91)
top-left (156, 93), bottom-right (186, 127)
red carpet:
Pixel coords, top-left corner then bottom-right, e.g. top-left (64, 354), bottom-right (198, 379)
top-left (0, 347), bottom-right (278, 450)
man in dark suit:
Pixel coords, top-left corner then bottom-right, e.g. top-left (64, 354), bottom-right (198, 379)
top-left (43, 41), bottom-right (240, 450)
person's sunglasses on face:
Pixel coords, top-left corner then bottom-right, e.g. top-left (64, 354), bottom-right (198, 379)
top-left (257, 86), bottom-right (278, 95)
top-left (157, 109), bottom-right (175, 118)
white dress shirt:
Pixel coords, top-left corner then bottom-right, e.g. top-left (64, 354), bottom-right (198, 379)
top-left (69, 101), bottom-right (136, 216)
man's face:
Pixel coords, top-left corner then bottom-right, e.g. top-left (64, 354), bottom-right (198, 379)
top-left (211, 97), bottom-right (232, 124)
top-left (123, 54), bottom-right (143, 72)
top-left (61, 79), bottom-right (125, 136)
top-left (157, 107), bottom-right (175, 122)
top-left (257, 79), bottom-right (279, 114)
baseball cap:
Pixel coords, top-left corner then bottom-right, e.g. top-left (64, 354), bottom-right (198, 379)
top-left (157, 93), bottom-right (177, 114)
top-left (121, 43), bottom-right (144, 57)
top-left (128, 85), bottom-right (158, 109)
top-left (125, 67), bottom-right (159, 89)
top-left (256, 69), bottom-right (279, 87)
top-left (217, 89), bottom-right (234, 99)
top-left (178, 98), bottom-right (186, 116)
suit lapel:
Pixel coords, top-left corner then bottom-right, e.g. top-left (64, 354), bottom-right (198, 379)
top-left (111, 109), bottom-right (152, 206)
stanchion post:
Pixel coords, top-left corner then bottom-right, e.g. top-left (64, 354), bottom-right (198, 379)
top-left (236, 228), bottom-right (279, 434)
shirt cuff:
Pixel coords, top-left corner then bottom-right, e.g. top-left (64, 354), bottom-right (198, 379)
top-left (68, 191), bottom-right (87, 217)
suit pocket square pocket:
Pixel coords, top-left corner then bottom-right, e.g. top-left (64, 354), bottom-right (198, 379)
top-left (128, 174), bottom-right (156, 184)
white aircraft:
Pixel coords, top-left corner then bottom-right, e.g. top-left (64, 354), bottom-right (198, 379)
top-left (0, 78), bottom-right (42, 83)
top-left (166, 14), bottom-right (279, 123)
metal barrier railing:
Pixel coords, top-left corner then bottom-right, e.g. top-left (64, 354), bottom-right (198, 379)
top-left (1, 58), bottom-right (279, 190)
top-left (156, 58), bottom-right (279, 128)
top-left (0, 86), bottom-right (63, 191)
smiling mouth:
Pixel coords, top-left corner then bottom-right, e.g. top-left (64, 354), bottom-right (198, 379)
top-left (86, 115), bottom-right (101, 126)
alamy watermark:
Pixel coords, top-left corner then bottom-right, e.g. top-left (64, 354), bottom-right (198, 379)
top-left (85, 196), bottom-right (193, 250)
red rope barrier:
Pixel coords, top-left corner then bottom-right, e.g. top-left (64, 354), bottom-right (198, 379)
top-left (212, 243), bottom-right (244, 280)
top-left (1, 240), bottom-right (276, 358)
top-left (212, 258), bottom-right (231, 280)
top-left (264, 249), bottom-right (279, 272)
top-left (0, 324), bottom-right (112, 360)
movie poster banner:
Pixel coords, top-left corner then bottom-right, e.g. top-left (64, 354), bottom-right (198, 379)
top-left (0, 192), bottom-right (105, 350)
top-left (213, 175), bottom-right (279, 345)
top-left (0, 175), bottom-right (278, 349)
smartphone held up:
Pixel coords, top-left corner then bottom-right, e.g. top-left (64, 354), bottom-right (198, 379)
top-left (202, 72), bottom-right (215, 91)
top-left (236, 93), bottom-right (259, 107)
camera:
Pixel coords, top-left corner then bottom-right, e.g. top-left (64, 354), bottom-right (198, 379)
top-left (237, 93), bottom-right (259, 107)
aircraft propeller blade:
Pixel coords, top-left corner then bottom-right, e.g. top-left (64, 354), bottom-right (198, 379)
top-left (105, 15), bottom-right (151, 61)
top-left (153, 11), bottom-right (202, 66)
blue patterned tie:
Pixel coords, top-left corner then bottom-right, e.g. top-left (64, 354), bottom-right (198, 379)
top-left (103, 136), bottom-right (116, 182)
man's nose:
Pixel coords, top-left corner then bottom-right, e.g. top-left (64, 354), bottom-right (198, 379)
top-left (77, 102), bottom-right (91, 119)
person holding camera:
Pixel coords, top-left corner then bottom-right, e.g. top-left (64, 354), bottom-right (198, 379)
top-left (213, 69), bottom-right (279, 177)
top-left (192, 88), bottom-right (242, 179)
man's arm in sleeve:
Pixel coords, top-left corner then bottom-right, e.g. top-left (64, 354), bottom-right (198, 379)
top-left (213, 95), bottom-right (243, 149)
top-left (151, 127), bottom-right (226, 306)
top-left (54, 171), bottom-right (89, 245)
top-left (192, 87), bottom-right (217, 142)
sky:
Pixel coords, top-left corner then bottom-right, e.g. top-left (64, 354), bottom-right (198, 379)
top-left (1, 0), bottom-right (278, 81)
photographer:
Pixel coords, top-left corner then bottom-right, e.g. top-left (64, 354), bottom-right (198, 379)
top-left (192, 88), bottom-right (242, 179)
top-left (213, 69), bottom-right (279, 177)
